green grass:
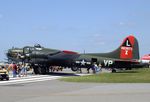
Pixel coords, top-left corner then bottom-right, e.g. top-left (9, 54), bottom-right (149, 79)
top-left (60, 68), bottom-right (150, 83)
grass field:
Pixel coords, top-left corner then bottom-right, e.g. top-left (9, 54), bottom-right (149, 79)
top-left (60, 68), bottom-right (150, 83)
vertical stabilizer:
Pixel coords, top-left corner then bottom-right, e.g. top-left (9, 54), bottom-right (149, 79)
top-left (87, 35), bottom-right (140, 60)
top-left (120, 35), bottom-right (139, 60)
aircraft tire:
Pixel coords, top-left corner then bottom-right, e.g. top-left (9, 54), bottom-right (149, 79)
top-left (126, 67), bottom-right (132, 70)
top-left (39, 65), bottom-right (49, 74)
top-left (6, 78), bottom-right (9, 81)
top-left (71, 67), bottom-right (79, 72)
top-left (112, 69), bottom-right (116, 73)
top-left (33, 65), bottom-right (48, 75)
top-left (45, 66), bottom-right (50, 73)
top-left (37, 66), bottom-right (45, 75)
top-left (33, 66), bottom-right (40, 74)
top-left (41, 67), bottom-right (47, 75)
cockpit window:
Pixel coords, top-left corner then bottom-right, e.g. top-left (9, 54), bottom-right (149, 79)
top-left (23, 47), bottom-right (32, 54)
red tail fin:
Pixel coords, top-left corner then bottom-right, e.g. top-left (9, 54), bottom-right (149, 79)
top-left (120, 35), bottom-right (137, 59)
top-left (86, 35), bottom-right (139, 60)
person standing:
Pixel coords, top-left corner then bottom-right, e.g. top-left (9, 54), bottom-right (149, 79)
top-left (92, 63), bottom-right (97, 74)
top-left (21, 64), bottom-right (27, 77)
top-left (24, 64), bottom-right (28, 76)
top-left (96, 63), bottom-right (102, 74)
top-left (12, 63), bottom-right (17, 77)
top-left (17, 64), bottom-right (22, 77)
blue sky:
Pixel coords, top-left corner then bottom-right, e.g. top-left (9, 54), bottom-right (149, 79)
top-left (0, 0), bottom-right (150, 60)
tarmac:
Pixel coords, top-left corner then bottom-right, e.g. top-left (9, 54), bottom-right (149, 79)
top-left (0, 69), bottom-right (150, 102)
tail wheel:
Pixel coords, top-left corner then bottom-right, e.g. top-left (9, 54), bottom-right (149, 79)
top-left (112, 69), bottom-right (116, 73)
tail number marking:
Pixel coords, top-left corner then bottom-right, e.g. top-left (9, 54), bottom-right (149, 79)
top-left (104, 60), bottom-right (113, 66)
top-left (120, 47), bottom-right (133, 59)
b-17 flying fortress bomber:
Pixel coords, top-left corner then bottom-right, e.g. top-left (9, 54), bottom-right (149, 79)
top-left (6, 35), bottom-right (140, 74)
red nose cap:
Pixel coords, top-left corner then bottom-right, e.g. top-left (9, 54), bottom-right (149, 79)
top-left (62, 50), bottom-right (78, 54)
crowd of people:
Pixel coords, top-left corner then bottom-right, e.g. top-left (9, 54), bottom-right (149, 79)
top-left (89, 63), bottom-right (102, 74)
top-left (7, 63), bottom-right (28, 78)
top-left (0, 62), bottom-right (102, 79)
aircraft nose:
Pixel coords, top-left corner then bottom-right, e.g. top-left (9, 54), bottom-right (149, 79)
top-left (6, 49), bottom-right (12, 57)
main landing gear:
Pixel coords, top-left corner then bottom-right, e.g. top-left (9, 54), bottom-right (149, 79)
top-left (112, 69), bottom-right (117, 73)
top-left (33, 64), bottom-right (49, 75)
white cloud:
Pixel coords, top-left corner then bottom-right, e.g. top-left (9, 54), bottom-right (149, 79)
top-left (119, 21), bottom-right (136, 27)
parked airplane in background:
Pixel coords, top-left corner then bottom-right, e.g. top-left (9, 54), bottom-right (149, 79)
top-left (6, 35), bottom-right (140, 74)
top-left (140, 54), bottom-right (150, 68)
